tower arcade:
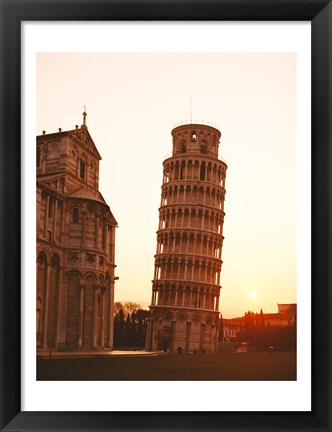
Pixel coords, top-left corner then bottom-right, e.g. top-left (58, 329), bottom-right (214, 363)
top-left (146, 122), bottom-right (227, 353)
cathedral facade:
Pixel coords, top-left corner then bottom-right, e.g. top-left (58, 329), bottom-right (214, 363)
top-left (146, 122), bottom-right (227, 354)
top-left (36, 112), bottom-right (117, 352)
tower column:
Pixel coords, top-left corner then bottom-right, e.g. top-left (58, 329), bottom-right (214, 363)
top-left (189, 287), bottom-right (193, 307)
top-left (185, 321), bottom-right (191, 353)
top-left (215, 293), bottom-right (220, 311)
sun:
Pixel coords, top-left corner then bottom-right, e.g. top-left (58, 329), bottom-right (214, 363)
top-left (250, 291), bottom-right (257, 299)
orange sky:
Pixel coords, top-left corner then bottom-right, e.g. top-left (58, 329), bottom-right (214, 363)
top-left (37, 52), bottom-right (297, 318)
top-left (21, 21), bottom-right (311, 414)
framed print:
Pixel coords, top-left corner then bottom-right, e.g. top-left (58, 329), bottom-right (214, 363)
top-left (0, 1), bottom-right (331, 431)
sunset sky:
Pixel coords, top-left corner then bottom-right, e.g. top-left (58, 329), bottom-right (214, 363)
top-left (37, 51), bottom-right (297, 318)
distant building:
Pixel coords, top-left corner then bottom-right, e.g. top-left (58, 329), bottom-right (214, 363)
top-left (222, 317), bottom-right (243, 342)
top-left (36, 111), bottom-right (117, 353)
top-left (262, 303), bottom-right (297, 326)
top-left (221, 303), bottom-right (297, 342)
top-left (146, 122), bottom-right (227, 353)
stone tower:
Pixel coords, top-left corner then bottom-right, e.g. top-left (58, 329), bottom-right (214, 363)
top-left (36, 111), bottom-right (118, 353)
top-left (146, 122), bottom-right (227, 353)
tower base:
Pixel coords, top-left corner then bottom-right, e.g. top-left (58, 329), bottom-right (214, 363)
top-left (146, 306), bottom-right (220, 354)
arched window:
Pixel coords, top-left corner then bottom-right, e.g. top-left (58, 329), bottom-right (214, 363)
top-left (200, 161), bottom-right (206, 181)
top-left (179, 165), bottom-right (184, 180)
top-left (72, 208), bottom-right (79, 223)
top-left (79, 159), bottom-right (86, 179)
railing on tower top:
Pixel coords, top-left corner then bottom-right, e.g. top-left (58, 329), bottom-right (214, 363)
top-left (172, 119), bottom-right (221, 130)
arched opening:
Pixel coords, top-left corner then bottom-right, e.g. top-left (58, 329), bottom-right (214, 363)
top-left (200, 161), bottom-right (206, 181)
top-left (162, 326), bottom-right (171, 352)
top-left (72, 207), bottom-right (79, 223)
top-left (79, 159), bottom-right (86, 179)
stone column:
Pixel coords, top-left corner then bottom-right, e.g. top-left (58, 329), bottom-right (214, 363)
top-left (184, 260), bottom-right (188, 280)
top-left (42, 262), bottom-right (51, 349)
top-left (92, 286), bottom-right (99, 348)
top-left (81, 209), bottom-right (87, 246)
top-left (109, 281), bottom-right (115, 350)
top-left (95, 213), bottom-right (100, 248)
top-left (52, 198), bottom-right (57, 242)
top-left (185, 321), bottom-right (191, 353)
top-left (200, 322), bottom-right (206, 352)
top-left (59, 201), bottom-right (65, 243)
top-left (44, 194), bottom-right (49, 238)
top-left (100, 287), bottom-right (105, 348)
top-left (215, 321), bottom-right (220, 352)
top-left (189, 287), bottom-right (193, 307)
top-left (151, 288), bottom-right (155, 306)
top-left (78, 284), bottom-right (85, 348)
top-left (210, 324), bottom-right (216, 353)
top-left (215, 293), bottom-right (220, 311)
top-left (170, 320), bottom-right (176, 353)
top-left (102, 217), bottom-right (107, 251)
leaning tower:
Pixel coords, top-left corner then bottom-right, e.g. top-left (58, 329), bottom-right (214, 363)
top-left (146, 122), bottom-right (227, 354)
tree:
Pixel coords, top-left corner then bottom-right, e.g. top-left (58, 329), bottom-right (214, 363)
top-left (113, 304), bottom-right (150, 349)
top-left (114, 302), bottom-right (123, 316)
top-left (122, 302), bottom-right (142, 318)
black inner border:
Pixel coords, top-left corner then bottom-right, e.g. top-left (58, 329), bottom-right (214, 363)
top-left (0, 1), bottom-right (331, 431)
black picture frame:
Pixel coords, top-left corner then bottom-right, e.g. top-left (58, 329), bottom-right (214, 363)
top-left (1, 1), bottom-right (331, 431)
